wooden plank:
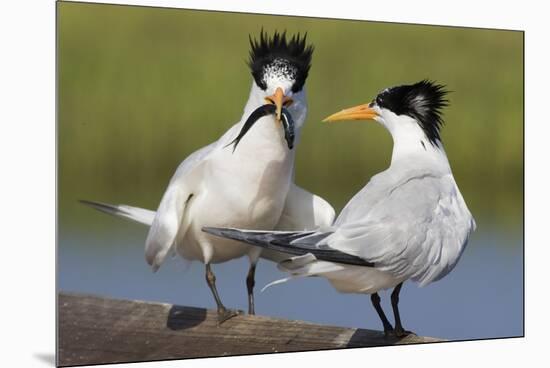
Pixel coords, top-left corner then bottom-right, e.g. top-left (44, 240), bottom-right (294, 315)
top-left (58, 292), bottom-right (443, 366)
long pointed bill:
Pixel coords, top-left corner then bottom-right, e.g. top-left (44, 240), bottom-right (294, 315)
top-left (265, 87), bottom-right (293, 122)
top-left (323, 104), bottom-right (378, 122)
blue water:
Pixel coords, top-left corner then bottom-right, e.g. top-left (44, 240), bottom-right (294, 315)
top-left (58, 220), bottom-right (523, 341)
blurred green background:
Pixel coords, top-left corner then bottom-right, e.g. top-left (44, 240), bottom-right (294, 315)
top-left (57, 2), bottom-right (523, 342)
top-left (58, 2), bottom-right (523, 237)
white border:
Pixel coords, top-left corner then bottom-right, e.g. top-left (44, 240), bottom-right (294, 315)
top-left (2, 0), bottom-right (547, 367)
top-left (58, 0), bottom-right (527, 31)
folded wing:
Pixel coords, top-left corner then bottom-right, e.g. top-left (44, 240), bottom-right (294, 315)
top-left (145, 143), bottom-right (217, 271)
top-left (202, 227), bottom-right (373, 267)
top-left (326, 174), bottom-right (475, 285)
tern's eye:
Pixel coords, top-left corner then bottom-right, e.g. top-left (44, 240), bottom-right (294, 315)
top-left (376, 96), bottom-right (383, 105)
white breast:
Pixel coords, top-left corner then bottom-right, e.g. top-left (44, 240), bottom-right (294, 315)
top-left (175, 115), bottom-right (296, 264)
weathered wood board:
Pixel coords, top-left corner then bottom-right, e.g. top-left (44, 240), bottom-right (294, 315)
top-left (58, 292), bottom-right (443, 366)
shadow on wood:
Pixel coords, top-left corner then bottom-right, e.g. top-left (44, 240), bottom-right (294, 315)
top-left (57, 291), bottom-right (443, 367)
top-left (166, 304), bottom-right (207, 331)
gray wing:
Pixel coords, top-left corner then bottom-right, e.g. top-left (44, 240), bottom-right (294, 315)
top-left (202, 227), bottom-right (374, 267)
top-left (326, 174), bottom-right (476, 285)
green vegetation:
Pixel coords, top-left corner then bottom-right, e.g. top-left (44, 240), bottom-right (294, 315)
top-left (58, 2), bottom-right (523, 233)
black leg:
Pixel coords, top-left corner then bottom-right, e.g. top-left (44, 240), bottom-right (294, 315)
top-left (205, 264), bottom-right (240, 325)
top-left (246, 263), bottom-right (256, 315)
top-left (390, 282), bottom-right (414, 337)
top-left (370, 292), bottom-right (394, 335)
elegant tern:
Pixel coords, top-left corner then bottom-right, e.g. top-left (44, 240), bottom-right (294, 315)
top-left (204, 80), bottom-right (476, 334)
top-left (82, 31), bottom-right (335, 324)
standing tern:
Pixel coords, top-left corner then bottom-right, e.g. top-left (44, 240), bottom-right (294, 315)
top-left (204, 80), bottom-right (476, 335)
top-left (82, 30), bottom-right (335, 324)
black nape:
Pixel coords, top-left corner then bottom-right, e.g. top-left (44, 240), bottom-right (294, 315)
top-left (375, 80), bottom-right (449, 145)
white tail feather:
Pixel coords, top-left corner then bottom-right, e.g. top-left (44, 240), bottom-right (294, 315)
top-left (80, 200), bottom-right (155, 226)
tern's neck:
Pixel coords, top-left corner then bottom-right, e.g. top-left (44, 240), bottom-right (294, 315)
top-left (386, 120), bottom-right (450, 170)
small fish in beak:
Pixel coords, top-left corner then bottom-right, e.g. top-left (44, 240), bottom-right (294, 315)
top-left (280, 109), bottom-right (295, 149)
top-left (228, 87), bottom-right (295, 152)
top-left (228, 104), bottom-right (277, 152)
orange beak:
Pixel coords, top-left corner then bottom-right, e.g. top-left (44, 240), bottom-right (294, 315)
top-left (323, 103), bottom-right (379, 122)
top-left (265, 87), bottom-right (293, 122)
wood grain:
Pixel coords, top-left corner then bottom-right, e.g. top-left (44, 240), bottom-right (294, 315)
top-left (58, 292), bottom-right (443, 366)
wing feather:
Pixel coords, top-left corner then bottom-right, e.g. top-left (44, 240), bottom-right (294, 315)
top-left (145, 143), bottom-right (218, 271)
top-left (326, 174), bottom-right (475, 285)
top-left (202, 227), bottom-right (374, 267)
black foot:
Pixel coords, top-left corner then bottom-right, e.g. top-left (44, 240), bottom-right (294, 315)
top-left (396, 328), bottom-right (415, 337)
top-left (216, 308), bottom-right (242, 325)
top-left (390, 327), bottom-right (416, 338)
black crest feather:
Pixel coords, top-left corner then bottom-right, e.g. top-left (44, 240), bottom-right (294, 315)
top-left (375, 80), bottom-right (449, 145)
top-left (248, 29), bottom-right (314, 93)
